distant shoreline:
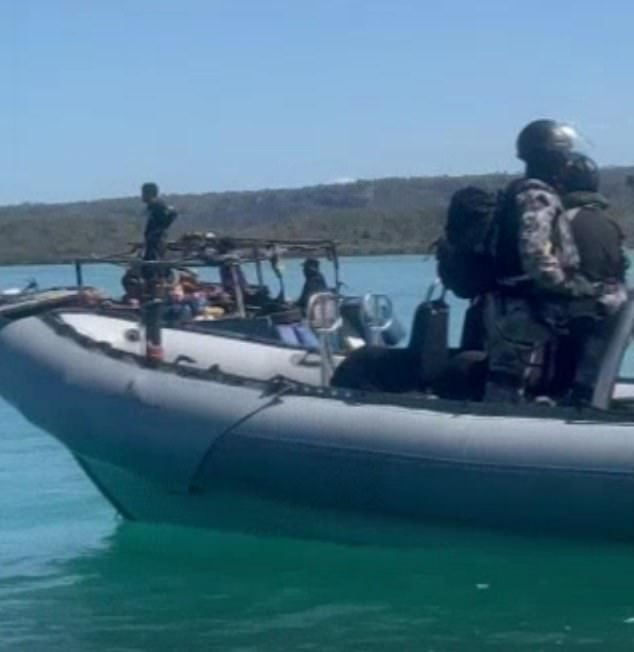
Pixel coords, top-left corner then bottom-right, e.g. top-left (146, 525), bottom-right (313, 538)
top-left (0, 166), bottom-right (631, 265)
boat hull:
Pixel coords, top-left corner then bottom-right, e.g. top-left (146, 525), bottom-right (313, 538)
top-left (3, 312), bottom-right (634, 541)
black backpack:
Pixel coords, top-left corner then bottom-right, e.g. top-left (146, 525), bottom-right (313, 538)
top-left (436, 186), bottom-right (500, 299)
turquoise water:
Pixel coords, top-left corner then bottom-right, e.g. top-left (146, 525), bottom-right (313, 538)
top-left (3, 257), bottom-right (634, 651)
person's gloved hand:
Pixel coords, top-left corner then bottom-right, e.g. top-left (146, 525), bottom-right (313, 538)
top-left (597, 285), bottom-right (628, 316)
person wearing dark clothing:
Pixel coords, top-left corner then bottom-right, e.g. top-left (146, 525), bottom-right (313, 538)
top-left (161, 283), bottom-right (199, 326)
top-left (140, 182), bottom-right (178, 361)
top-left (484, 119), bottom-right (598, 402)
top-left (141, 182), bottom-right (178, 264)
top-left (121, 267), bottom-right (143, 304)
top-left (297, 258), bottom-right (328, 314)
top-left (562, 154), bottom-right (627, 288)
top-left (556, 153), bottom-right (628, 403)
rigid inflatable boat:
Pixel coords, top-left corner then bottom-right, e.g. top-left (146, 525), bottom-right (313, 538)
top-left (3, 287), bottom-right (634, 542)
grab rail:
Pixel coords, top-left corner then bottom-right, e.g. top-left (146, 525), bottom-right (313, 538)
top-left (306, 292), bottom-right (341, 386)
top-left (361, 293), bottom-right (394, 346)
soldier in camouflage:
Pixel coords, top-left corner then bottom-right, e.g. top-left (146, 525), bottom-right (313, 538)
top-left (484, 120), bottom-right (600, 403)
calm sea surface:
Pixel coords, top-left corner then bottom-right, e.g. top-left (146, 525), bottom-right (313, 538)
top-left (2, 256), bottom-right (634, 651)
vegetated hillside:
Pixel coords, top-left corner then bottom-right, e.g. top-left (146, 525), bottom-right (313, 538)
top-left (1, 167), bottom-right (633, 264)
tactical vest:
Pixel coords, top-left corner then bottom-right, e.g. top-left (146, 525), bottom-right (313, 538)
top-left (568, 204), bottom-right (627, 283)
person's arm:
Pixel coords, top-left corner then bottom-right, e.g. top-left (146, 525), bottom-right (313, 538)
top-left (517, 187), bottom-right (596, 298)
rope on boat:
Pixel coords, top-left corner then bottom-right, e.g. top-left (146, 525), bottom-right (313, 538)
top-left (186, 377), bottom-right (297, 495)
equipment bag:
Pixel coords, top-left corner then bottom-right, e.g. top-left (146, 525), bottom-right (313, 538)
top-left (409, 285), bottom-right (450, 385)
top-left (436, 186), bottom-right (499, 299)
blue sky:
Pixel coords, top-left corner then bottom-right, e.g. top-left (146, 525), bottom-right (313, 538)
top-left (2, 0), bottom-right (633, 205)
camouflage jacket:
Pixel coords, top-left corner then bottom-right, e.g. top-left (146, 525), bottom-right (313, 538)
top-left (514, 179), bottom-right (597, 299)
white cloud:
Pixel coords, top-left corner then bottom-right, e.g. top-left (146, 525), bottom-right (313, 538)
top-left (327, 177), bottom-right (357, 185)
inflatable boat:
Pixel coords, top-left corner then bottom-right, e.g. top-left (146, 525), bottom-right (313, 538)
top-left (2, 286), bottom-right (634, 543)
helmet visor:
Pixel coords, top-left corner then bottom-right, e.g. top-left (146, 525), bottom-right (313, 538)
top-left (559, 123), bottom-right (593, 153)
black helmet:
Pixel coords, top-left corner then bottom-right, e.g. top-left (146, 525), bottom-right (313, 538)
top-left (561, 152), bottom-right (600, 193)
top-left (141, 182), bottom-right (159, 199)
top-left (516, 119), bottom-right (577, 162)
top-left (303, 257), bottom-right (320, 273)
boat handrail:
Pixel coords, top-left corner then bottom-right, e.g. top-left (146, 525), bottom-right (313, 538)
top-left (307, 292), bottom-right (341, 386)
top-left (361, 293), bottom-right (394, 346)
top-left (72, 235), bottom-right (342, 298)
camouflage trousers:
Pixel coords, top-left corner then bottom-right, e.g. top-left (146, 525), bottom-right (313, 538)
top-left (484, 285), bottom-right (627, 403)
top-left (483, 295), bottom-right (554, 403)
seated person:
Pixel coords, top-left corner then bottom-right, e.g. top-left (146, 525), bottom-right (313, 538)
top-left (121, 268), bottom-right (143, 305)
top-left (177, 269), bottom-right (209, 314)
top-left (297, 258), bottom-right (328, 314)
top-left (162, 283), bottom-right (194, 326)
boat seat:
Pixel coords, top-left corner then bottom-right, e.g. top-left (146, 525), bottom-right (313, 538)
top-left (330, 345), bottom-right (488, 400)
top-left (331, 298), bottom-right (489, 400)
top-left (409, 298), bottom-right (449, 384)
top-left (275, 323), bottom-right (319, 350)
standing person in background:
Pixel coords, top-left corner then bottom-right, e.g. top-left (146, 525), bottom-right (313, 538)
top-left (140, 182), bottom-right (178, 361)
top-left (141, 182), bottom-right (178, 263)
